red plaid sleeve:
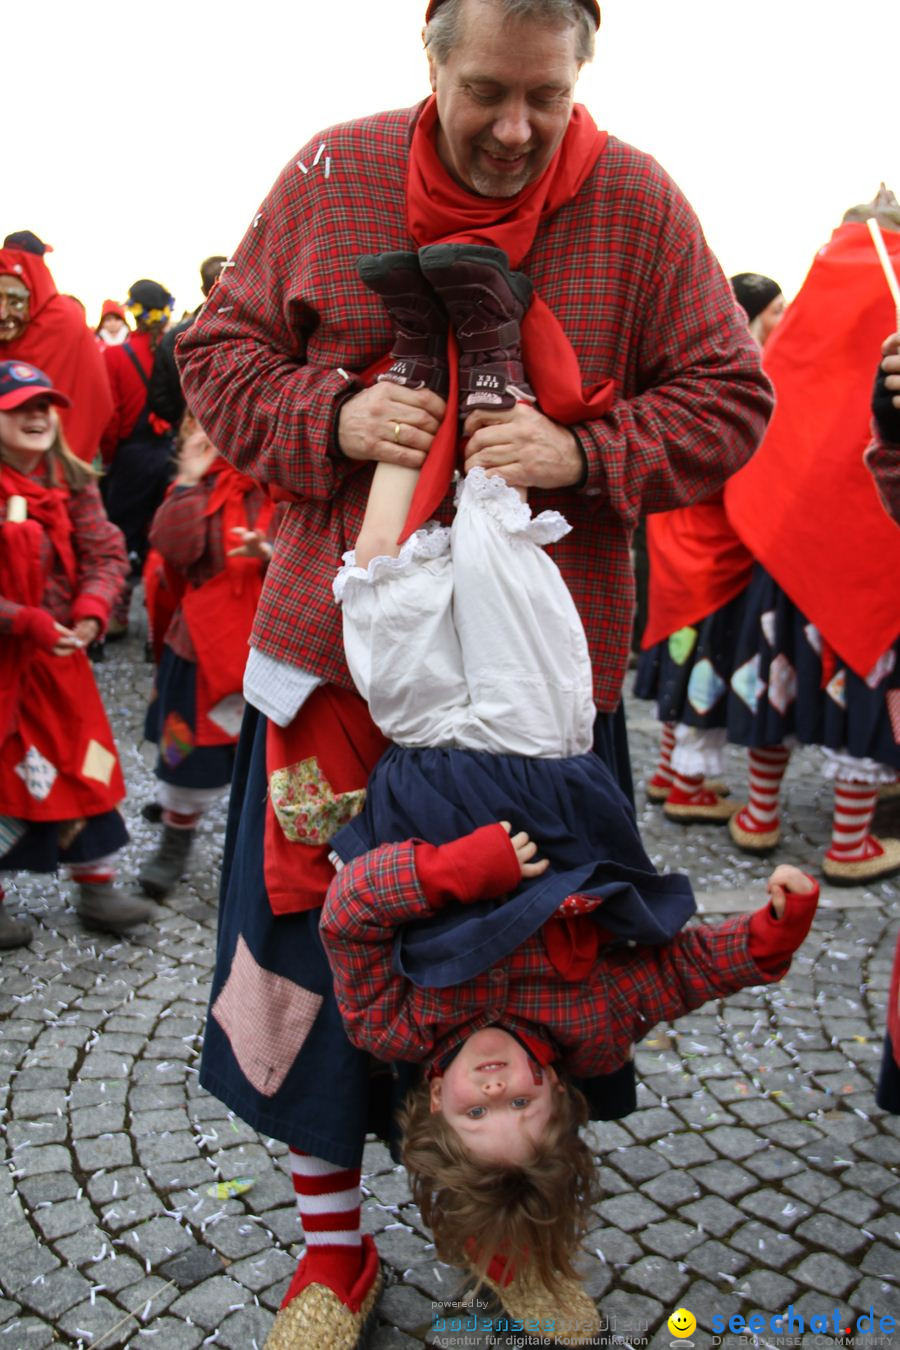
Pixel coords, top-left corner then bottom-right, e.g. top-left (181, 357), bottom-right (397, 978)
top-left (67, 484), bottom-right (128, 632)
top-left (149, 483), bottom-right (213, 571)
top-left (320, 841), bottom-right (437, 1060)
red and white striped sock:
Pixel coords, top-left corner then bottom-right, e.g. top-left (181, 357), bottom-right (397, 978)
top-left (68, 855), bottom-right (116, 887)
top-left (161, 809), bottom-right (201, 830)
top-left (288, 1149), bottom-right (363, 1296)
top-left (670, 769), bottom-right (704, 799)
top-left (827, 780), bottom-right (879, 863)
top-left (735, 746), bottom-right (790, 833)
top-left (648, 723), bottom-right (677, 792)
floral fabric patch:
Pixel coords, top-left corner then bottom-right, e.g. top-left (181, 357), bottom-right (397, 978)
top-left (269, 756), bottom-right (366, 847)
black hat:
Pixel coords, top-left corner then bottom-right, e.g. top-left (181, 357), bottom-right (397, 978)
top-left (127, 279), bottom-right (174, 313)
top-left (3, 230), bottom-right (52, 256)
top-left (730, 273), bottom-right (782, 323)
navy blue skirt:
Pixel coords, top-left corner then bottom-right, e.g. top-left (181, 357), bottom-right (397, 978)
top-left (332, 744), bottom-right (696, 982)
top-left (145, 647), bottom-right (236, 790)
top-left (1, 810), bottom-right (129, 873)
top-left (726, 566), bottom-right (900, 767)
top-left (633, 586), bottom-right (750, 729)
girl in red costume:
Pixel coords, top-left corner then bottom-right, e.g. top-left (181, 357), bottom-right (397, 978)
top-left (0, 361), bottom-right (154, 948)
top-left (138, 413), bottom-right (275, 899)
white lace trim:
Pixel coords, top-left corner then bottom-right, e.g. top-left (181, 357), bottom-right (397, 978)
top-left (456, 467), bottom-right (571, 545)
top-left (332, 523), bottom-right (450, 602)
top-left (819, 747), bottom-right (899, 785)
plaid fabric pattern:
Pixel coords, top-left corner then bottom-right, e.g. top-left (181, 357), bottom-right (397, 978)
top-left (179, 106), bottom-right (772, 710)
top-left (148, 477), bottom-right (271, 661)
top-left (0, 479), bottom-right (127, 635)
top-left (319, 840), bottom-right (767, 1077)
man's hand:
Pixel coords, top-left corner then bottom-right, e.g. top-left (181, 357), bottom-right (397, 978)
top-left (766, 864), bottom-right (816, 917)
top-left (337, 382), bottom-right (446, 469)
top-left (463, 404), bottom-right (586, 490)
top-left (881, 331), bottom-right (900, 408)
top-left (72, 618), bottom-right (101, 647)
top-left (500, 820), bottom-right (550, 879)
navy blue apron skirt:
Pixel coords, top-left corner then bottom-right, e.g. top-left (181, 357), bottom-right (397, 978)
top-left (145, 646), bottom-right (235, 790)
top-left (726, 565), bottom-right (900, 767)
top-left (1, 810), bottom-right (128, 873)
top-left (633, 586), bottom-right (751, 729)
top-left (200, 702), bottom-right (640, 1161)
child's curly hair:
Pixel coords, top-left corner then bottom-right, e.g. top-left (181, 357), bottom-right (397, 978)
top-left (400, 1074), bottom-right (599, 1293)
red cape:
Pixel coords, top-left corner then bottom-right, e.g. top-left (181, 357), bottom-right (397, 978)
top-left (724, 223), bottom-right (900, 677)
top-left (0, 249), bottom-right (113, 463)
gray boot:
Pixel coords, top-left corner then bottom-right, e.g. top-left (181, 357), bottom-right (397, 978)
top-left (77, 883), bottom-right (154, 935)
top-left (0, 905), bottom-right (33, 949)
top-left (138, 826), bottom-right (194, 899)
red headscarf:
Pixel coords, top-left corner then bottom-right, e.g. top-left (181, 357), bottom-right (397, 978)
top-left (724, 223), bottom-right (900, 678)
top-left (0, 249), bottom-right (113, 463)
top-left (400, 95), bottom-right (615, 536)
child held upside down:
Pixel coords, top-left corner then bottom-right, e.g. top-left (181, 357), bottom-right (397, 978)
top-left (318, 245), bottom-right (820, 1337)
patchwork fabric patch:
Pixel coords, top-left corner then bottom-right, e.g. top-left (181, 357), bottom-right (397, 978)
top-left (160, 711), bottom-right (194, 769)
top-left (767, 654), bottom-right (797, 716)
top-left (760, 610), bottom-right (777, 647)
top-left (804, 623), bottom-right (823, 657)
top-left (667, 626), bottom-right (698, 666)
top-left (14, 745), bottom-right (58, 801)
top-left (0, 816), bottom-right (26, 857)
top-left (887, 689), bottom-right (900, 746)
top-left (730, 656), bottom-right (764, 713)
top-left (211, 935), bottom-right (323, 1098)
top-left (826, 669), bottom-right (847, 709)
top-left (269, 756), bottom-right (366, 847)
top-left (207, 693), bottom-right (245, 739)
top-left (687, 658), bottom-right (726, 715)
top-left (82, 739), bottom-right (116, 787)
top-left (865, 648), bottom-right (896, 690)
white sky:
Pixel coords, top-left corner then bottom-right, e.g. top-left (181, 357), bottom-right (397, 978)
top-left (12, 0), bottom-right (899, 324)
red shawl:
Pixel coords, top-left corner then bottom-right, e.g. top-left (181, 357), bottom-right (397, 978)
top-left (724, 223), bottom-right (900, 678)
top-left (400, 96), bottom-right (615, 537)
top-left (0, 249), bottom-right (113, 464)
top-left (641, 491), bottom-right (754, 649)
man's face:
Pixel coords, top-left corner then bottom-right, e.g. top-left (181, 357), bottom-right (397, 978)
top-left (429, 1027), bottom-right (560, 1163)
top-left (428, 0), bottom-right (581, 198)
top-left (0, 276), bottom-right (30, 343)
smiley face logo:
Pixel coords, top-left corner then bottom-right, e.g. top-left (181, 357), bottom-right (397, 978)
top-left (667, 1308), bottom-right (697, 1340)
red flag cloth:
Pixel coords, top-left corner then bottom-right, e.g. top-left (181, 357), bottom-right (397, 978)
top-left (400, 96), bottom-right (615, 537)
top-left (724, 223), bottom-right (900, 677)
top-left (641, 491), bottom-right (754, 649)
top-left (0, 249), bottom-right (113, 463)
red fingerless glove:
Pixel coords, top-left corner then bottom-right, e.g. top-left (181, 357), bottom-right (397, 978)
top-left (11, 606), bottom-right (60, 651)
top-left (748, 878), bottom-right (819, 974)
top-left (71, 595), bottom-right (108, 634)
top-left (415, 824), bottom-right (522, 908)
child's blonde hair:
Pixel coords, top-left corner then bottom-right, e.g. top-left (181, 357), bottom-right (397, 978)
top-left (401, 1075), bottom-right (598, 1293)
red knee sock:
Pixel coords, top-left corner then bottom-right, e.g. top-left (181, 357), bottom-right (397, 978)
top-left (161, 809), bottom-right (201, 830)
top-left (648, 723), bottom-right (676, 793)
top-left (734, 746), bottom-right (790, 834)
top-left (284, 1149), bottom-right (363, 1304)
top-left (826, 780), bottom-right (879, 863)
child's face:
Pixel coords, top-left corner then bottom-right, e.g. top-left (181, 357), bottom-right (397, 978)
top-left (429, 1028), bottom-right (561, 1163)
top-left (0, 398), bottom-right (56, 465)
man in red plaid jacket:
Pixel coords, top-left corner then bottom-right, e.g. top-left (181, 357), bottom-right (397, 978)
top-left (178, 1), bottom-right (773, 1344)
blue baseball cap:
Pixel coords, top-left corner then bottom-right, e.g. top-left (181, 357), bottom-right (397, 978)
top-left (0, 361), bottom-right (71, 412)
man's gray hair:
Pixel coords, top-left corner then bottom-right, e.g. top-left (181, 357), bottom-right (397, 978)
top-left (425, 0), bottom-right (595, 66)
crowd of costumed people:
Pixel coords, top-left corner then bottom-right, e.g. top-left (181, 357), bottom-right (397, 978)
top-left (1, 20), bottom-right (899, 1338)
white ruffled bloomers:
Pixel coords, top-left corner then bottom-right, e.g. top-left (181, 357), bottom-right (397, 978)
top-left (334, 469), bottom-right (595, 758)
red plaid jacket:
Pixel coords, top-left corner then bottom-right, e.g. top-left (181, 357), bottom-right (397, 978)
top-left (178, 105), bottom-right (772, 710)
top-left (320, 840), bottom-right (779, 1078)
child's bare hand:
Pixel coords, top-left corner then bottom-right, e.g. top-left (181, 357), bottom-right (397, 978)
top-left (766, 864), bottom-right (816, 917)
top-left (499, 821), bottom-right (550, 878)
top-left (228, 527), bottom-right (272, 560)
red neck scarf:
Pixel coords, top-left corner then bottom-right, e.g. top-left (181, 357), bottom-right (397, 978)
top-left (203, 457), bottom-right (274, 591)
top-left (0, 459), bottom-right (76, 588)
top-left (400, 96), bottom-right (615, 536)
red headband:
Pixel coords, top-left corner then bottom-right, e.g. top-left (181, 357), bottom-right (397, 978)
top-left (425, 0), bottom-right (601, 27)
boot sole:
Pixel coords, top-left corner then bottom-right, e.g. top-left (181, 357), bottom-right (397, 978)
top-left (663, 804), bottom-right (736, 825)
top-left (419, 243), bottom-right (533, 307)
top-left (356, 250), bottom-right (420, 286)
top-left (822, 860), bottom-right (900, 887)
top-left (79, 912), bottom-right (153, 934)
top-left (137, 877), bottom-right (175, 901)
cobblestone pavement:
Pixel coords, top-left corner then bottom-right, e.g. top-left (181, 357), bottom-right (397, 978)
top-left (1, 633), bottom-right (898, 1349)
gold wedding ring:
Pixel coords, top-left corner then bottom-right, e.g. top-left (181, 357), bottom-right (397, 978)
top-left (393, 422), bottom-right (402, 443)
